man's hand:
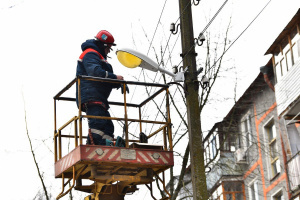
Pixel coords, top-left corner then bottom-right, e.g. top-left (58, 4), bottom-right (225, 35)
top-left (121, 84), bottom-right (129, 94)
top-left (116, 75), bottom-right (129, 94)
top-left (116, 75), bottom-right (124, 80)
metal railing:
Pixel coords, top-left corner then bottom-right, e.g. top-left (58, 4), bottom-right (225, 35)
top-left (53, 76), bottom-right (173, 162)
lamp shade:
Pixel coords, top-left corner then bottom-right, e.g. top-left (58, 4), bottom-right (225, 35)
top-left (116, 48), bottom-right (159, 72)
top-left (116, 51), bottom-right (142, 68)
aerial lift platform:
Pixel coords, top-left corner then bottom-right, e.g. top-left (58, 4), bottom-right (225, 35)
top-left (54, 76), bottom-right (174, 200)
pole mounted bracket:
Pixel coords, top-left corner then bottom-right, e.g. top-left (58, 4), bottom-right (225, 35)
top-left (180, 52), bottom-right (198, 58)
top-left (193, 0), bottom-right (201, 6)
top-left (194, 33), bottom-right (205, 46)
top-left (170, 23), bottom-right (180, 35)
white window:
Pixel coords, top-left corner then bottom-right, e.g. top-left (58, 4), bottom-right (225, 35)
top-left (246, 115), bottom-right (253, 147)
top-left (241, 115), bottom-right (252, 150)
top-left (249, 180), bottom-right (259, 200)
top-left (291, 26), bottom-right (300, 64)
top-left (272, 190), bottom-right (284, 200)
top-left (211, 136), bottom-right (217, 158)
top-left (280, 58), bottom-right (288, 77)
top-left (291, 41), bottom-right (300, 63)
top-left (286, 49), bottom-right (292, 70)
top-left (275, 62), bottom-right (282, 81)
top-left (266, 121), bottom-right (281, 178)
top-left (274, 25), bottom-right (299, 82)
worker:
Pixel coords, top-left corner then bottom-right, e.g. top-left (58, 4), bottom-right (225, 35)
top-left (76, 30), bottom-right (128, 145)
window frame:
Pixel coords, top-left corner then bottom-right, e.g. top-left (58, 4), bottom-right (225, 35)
top-left (248, 179), bottom-right (259, 200)
top-left (222, 181), bottom-right (245, 200)
top-left (271, 188), bottom-right (284, 200)
top-left (240, 114), bottom-right (253, 151)
top-left (264, 119), bottom-right (281, 179)
top-left (273, 24), bottom-right (300, 83)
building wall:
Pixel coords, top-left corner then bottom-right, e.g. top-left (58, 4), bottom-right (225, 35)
top-left (187, 10), bottom-right (300, 200)
top-left (241, 80), bottom-right (290, 200)
top-left (205, 76), bottom-right (291, 200)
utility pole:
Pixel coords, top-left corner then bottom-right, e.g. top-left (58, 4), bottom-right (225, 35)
top-left (178, 0), bottom-right (208, 199)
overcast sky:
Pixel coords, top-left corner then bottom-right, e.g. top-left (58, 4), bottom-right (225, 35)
top-left (0, 0), bottom-right (299, 199)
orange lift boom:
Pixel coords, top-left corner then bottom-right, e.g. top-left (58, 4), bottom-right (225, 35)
top-left (53, 76), bottom-right (174, 200)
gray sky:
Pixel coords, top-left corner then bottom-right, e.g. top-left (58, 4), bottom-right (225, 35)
top-left (0, 0), bottom-right (299, 199)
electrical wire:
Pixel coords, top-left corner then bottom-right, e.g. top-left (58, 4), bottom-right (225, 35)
top-left (128, 0), bottom-right (203, 136)
top-left (157, 0), bottom-right (203, 69)
top-left (135, 0), bottom-right (191, 135)
top-left (125, 0), bottom-right (227, 135)
top-left (175, 0), bottom-right (229, 68)
top-left (129, 0), bottom-right (168, 104)
top-left (202, 0), bottom-right (272, 76)
top-left (177, 0), bottom-right (272, 74)
top-left (147, 0), bottom-right (169, 55)
top-left (198, 0), bottom-right (229, 37)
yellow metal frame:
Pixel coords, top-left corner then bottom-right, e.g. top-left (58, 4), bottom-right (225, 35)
top-left (53, 76), bottom-right (173, 199)
top-left (54, 76), bottom-right (173, 161)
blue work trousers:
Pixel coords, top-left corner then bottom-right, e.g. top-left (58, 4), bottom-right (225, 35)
top-left (85, 104), bottom-right (114, 145)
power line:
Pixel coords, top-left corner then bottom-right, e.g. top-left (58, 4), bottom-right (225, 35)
top-left (176, 0), bottom-right (272, 72)
top-left (203, 0), bottom-right (272, 76)
top-left (138, 0), bottom-right (196, 133)
top-left (175, 0), bottom-right (229, 67)
top-left (130, 0), bottom-right (168, 104)
top-left (147, 0), bottom-right (169, 55)
top-left (199, 0), bottom-right (229, 36)
top-left (131, 0), bottom-right (203, 134)
top-left (158, 0), bottom-right (203, 68)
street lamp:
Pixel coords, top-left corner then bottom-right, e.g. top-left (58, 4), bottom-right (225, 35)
top-left (116, 48), bottom-right (185, 82)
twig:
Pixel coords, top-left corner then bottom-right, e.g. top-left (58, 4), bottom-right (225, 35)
top-left (22, 93), bottom-right (49, 200)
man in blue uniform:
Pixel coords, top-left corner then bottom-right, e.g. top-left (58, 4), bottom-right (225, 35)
top-left (76, 30), bottom-right (127, 145)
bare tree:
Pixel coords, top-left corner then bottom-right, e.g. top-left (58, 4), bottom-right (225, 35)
top-left (22, 93), bottom-right (50, 200)
top-left (129, 14), bottom-right (234, 199)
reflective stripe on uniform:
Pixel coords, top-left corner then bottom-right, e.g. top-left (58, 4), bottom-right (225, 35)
top-left (90, 128), bottom-right (113, 141)
top-left (78, 48), bottom-right (107, 62)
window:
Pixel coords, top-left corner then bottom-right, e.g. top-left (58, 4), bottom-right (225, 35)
top-left (272, 190), bottom-right (284, 200)
top-left (210, 184), bottom-right (224, 200)
top-left (223, 181), bottom-right (244, 200)
top-left (280, 58), bottom-right (288, 77)
top-left (266, 121), bottom-right (281, 178)
top-left (275, 62), bottom-right (282, 81)
top-left (204, 129), bottom-right (220, 166)
top-left (291, 26), bottom-right (300, 64)
top-left (222, 130), bottom-right (236, 152)
top-left (274, 25), bottom-right (300, 82)
top-left (249, 180), bottom-right (259, 200)
top-left (211, 136), bottom-right (217, 158)
top-left (286, 49), bottom-right (292, 70)
top-left (245, 116), bottom-right (252, 148)
top-left (291, 38), bottom-right (300, 64)
top-left (241, 115), bottom-right (252, 150)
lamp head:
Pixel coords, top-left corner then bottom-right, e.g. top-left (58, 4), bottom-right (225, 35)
top-left (116, 48), bottom-right (159, 72)
top-left (116, 48), bottom-right (178, 80)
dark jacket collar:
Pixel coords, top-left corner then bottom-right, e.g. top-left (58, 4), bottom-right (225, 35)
top-left (81, 39), bottom-right (106, 59)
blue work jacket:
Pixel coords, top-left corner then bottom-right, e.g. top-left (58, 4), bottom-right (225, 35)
top-left (76, 39), bottom-right (120, 109)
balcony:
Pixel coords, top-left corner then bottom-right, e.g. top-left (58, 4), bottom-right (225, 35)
top-left (206, 152), bottom-right (244, 190)
top-left (287, 151), bottom-right (300, 192)
top-left (275, 61), bottom-right (300, 116)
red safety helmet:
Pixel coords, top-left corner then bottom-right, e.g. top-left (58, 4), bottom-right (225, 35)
top-left (95, 30), bottom-right (116, 46)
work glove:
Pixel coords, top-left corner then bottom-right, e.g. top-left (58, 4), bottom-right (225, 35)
top-left (120, 84), bottom-right (129, 94)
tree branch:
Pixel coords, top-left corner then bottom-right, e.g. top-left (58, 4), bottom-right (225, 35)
top-left (22, 93), bottom-right (49, 200)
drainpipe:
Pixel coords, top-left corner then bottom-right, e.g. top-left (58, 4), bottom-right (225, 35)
top-left (260, 66), bottom-right (275, 92)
